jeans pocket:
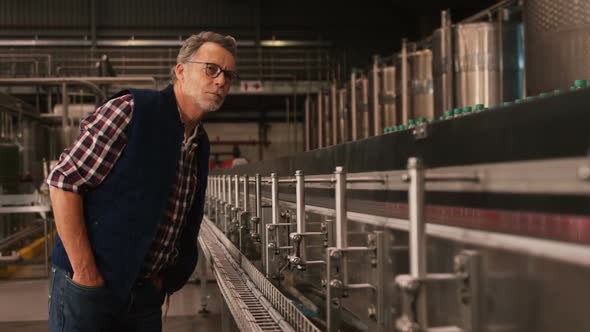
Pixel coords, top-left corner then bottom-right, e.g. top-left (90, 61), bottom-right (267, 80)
top-left (61, 275), bottom-right (114, 332)
top-left (65, 274), bottom-right (106, 293)
top-left (48, 266), bottom-right (56, 314)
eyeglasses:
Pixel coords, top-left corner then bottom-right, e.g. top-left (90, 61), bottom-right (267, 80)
top-left (184, 61), bottom-right (238, 82)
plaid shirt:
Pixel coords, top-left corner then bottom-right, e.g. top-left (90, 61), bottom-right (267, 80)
top-left (47, 94), bottom-right (200, 279)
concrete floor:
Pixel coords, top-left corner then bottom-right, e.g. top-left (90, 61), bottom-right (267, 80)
top-left (0, 277), bottom-right (224, 332)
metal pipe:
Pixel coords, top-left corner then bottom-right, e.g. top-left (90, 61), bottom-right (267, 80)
top-left (339, 88), bottom-right (347, 142)
top-left (47, 86), bottom-right (52, 115)
top-left (0, 76), bottom-right (158, 94)
top-left (221, 175), bottom-right (226, 203)
top-left (219, 176), bottom-right (223, 201)
top-left (331, 81), bottom-right (338, 144)
top-left (459, 0), bottom-right (515, 23)
top-left (372, 55), bottom-right (381, 136)
top-left (305, 95), bottom-right (310, 151)
top-left (0, 58), bottom-right (39, 75)
top-left (243, 175), bottom-right (249, 212)
top-left (408, 157), bottom-right (427, 326)
top-left (0, 53), bottom-right (52, 76)
top-left (317, 91), bottom-right (324, 148)
top-left (208, 139), bottom-right (270, 146)
top-left (255, 173), bottom-right (261, 218)
top-left (265, 225), bottom-right (272, 278)
top-left (225, 175), bottom-right (230, 203)
top-left (440, 10), bottom-right (454, 115)
top-left (234, 174), bottom-right (239, 209)
top-left (293, 85), bottom-right (298, 154)
top-left (226, 175), bottom-right (231, 233)
top-left (227, 175), bottom-right (232, 206)
top-left (324, 94), bottom-right (331, 146)
top-left (271, 173), bottom-right (279, 225)
top-left (0, 39), bottom-right (332, 48)
top-left (361, 77), bottom-right (370, 138)
top-left (401, 39), bottom-right (409, 125)
top-left (217, 176), bottom-right (221, 224)
top-left (61, 83), bottom-right (69, 147)
top-left (346, 283), bottom-right (376, 290)
top-left (497, 6), bottom-right (504, 104)
top-left (207, 176), bottom-right (215, 198)
top-left (334, 166), bottom-right (348, 286)
top-left (295, 170), bottom-right (306, 261)
top-left (286, 96), bottom-right (291, 155)
top-left (216, 176), bottom-right (220, 200)
top-left (351, 69), bottom-right (358, 141)
top-left (90, 0), bottom-right (97, 48)
top-left (0, 38), bottom-right (256, 48)
top-left (0, 103), bottom-right (39, 119)
top-left (220, 175), bottom-right (224, 203)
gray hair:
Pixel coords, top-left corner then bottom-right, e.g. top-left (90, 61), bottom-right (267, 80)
top-left (171, 31), bottom-right (237, 82)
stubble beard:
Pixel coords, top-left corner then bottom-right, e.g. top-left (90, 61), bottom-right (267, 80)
top-left (200, 94), bottom-right (224, 113)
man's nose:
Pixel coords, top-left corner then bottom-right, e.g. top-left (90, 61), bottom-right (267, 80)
top-left (214, 73), bottom-right (226, 87)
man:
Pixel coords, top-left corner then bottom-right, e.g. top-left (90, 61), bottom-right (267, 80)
top-left (46, 31), bottom-right (237, 332)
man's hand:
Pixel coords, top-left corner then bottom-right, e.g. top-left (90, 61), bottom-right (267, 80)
top-left (73, 268), bottom-right (105, 287)
top-left (49, 187), bottom-right (104, 288)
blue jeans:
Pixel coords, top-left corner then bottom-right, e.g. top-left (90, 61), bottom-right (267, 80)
top-left (48, 265), bottom-right (165, 332)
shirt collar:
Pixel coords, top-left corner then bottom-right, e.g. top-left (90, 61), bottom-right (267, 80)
top-left (185, 123), bottom-right (201, 146)
top-left (177, 106), bottom-right (202, 146)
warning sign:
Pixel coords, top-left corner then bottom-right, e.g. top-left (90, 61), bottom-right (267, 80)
top-left (240, 80), bottom-right (263, 93)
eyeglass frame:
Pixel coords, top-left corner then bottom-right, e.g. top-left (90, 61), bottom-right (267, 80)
top-left (184, 60), bottom-right (239, 82)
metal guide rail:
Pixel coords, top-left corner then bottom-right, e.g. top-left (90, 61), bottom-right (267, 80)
top-left (205, 156), bottom-right (590, 332)
top-left (0, 191), bottom-right (52, 275)
top-left (199, 217), bottom-right (321, 332)
top-left (205, 158), bottom-right (482, 331)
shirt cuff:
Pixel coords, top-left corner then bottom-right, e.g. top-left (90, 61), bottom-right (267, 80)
top-left (46, 169), bottom-right (83, 194)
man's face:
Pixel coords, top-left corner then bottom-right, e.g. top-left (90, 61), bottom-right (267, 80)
top-left (178, 42), bottom-right (236, 114)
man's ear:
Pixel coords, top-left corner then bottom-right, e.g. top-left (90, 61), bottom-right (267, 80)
top-left (175, 63), bottom-right (185, 81)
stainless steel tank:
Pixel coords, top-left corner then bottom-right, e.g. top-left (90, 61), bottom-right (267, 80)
top-left (432, 26), bottom-right (453, 116)
top-left (20, 119), bottom-right (41, 179)
top-left (454, 22), bottom-right (523, 109)
top-left (396, 49), bottom-right (435, 123)
top-left (409, 49), bottom-right (434, 121)
top-left (524, 0), bottom-right (590, 94)
top-left (381, 65), bottom-right (397, 127)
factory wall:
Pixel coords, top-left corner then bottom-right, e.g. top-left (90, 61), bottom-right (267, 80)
top-left (205, 122), bottom-right (304, 164)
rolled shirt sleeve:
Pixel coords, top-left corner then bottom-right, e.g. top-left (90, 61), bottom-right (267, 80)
top-left (46, 94), bottom-right (134, 193)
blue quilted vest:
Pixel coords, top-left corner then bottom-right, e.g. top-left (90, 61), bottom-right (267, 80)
top-left (51, 84), bottom-right (210, 300)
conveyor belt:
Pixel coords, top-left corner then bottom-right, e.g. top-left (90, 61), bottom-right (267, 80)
top-left (199, 218), bottom-right (321, 332)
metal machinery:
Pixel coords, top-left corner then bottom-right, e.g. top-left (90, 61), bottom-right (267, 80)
top-left (198, 1), bottom-right (590, 331)
top-left (305, 1), bottom-right (527, 150)
top-left (433, 10), bottom-right (524, 117)
top-left (201, 86), bottom-right (590, 332)
top-left (0, 92), bottom-right (52, 277)
top-left (524, 0), bottom-right (590, 95)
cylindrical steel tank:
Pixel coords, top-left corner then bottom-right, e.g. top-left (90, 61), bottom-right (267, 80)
top-left (432, 10), bottom-right (454, 117)
top-left (524, 0), bottom-right (590, 94)
top-left (20, 120), bottom-right (38, 177)
top-left (396, 49), bottom-right (434, 123)
top-left (381, 65), bottom-right (397, 127)
top-left (432, 26), bottom-right (454, 116)
top-left (454, 22), bottom-right (523, 109)
top-left (410, 50), bottom-right (435, 121)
